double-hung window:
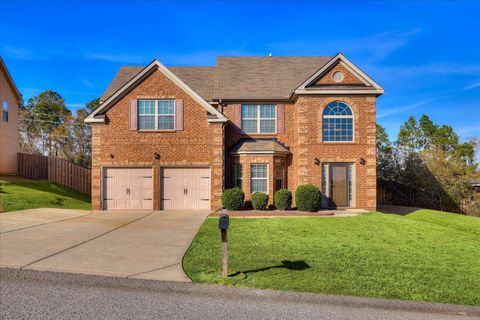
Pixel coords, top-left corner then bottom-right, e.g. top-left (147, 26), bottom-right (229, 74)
top-left (241, 104), bottom-right (276, 133)
top-left (2, 100), bottom-right (8, 122)
top-left (234, 164), bottom-right (243, 189)
top-left (138, 99), bottom-right (175, 130)
top-left (251, 163), bottom-right (268, 194)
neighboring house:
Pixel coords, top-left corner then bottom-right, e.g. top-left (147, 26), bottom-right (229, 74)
top-left (85, 53), bottom-right (383, 211)
top-left (0, 57), bottom-right (22, 175)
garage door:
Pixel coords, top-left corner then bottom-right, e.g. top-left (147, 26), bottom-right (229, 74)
top-left (103, 167), bottom-right (153, 210)
top-left (160, 168), bottom-right (210, 210)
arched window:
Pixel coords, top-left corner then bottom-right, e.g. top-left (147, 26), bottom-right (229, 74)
top-left (322, 101), bottom-right (354, 142)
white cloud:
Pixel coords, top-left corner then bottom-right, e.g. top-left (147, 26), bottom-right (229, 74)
top-left (464, 81), bottom-right (480, 91)
top-left (86, 53), bottom-right (149, 64)
top-left (377, 96), bottom-right (450, 119)
top-left (82, 79), bottom-right (95, 88)
top-left (268, 28), bottom-right (421, 61)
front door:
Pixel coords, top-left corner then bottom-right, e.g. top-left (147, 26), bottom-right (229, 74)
top-left (330, 164), bottom-right (348, 207)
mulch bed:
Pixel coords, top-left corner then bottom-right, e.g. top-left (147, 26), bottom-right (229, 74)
top-left (210, 210), bottom-right (336, 217)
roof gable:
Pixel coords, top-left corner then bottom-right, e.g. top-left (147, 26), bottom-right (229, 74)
top-left (85, 60), bottom-right (227, 124)
top-left (295, 53), bottom-right (384, 95)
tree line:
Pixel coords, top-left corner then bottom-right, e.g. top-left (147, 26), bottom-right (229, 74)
top-left (19, 90), bottom-right (99, 169)
top-left (377, 115), bottom-right (479, 215)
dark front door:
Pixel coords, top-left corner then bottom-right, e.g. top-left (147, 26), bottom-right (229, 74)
top-left (330, 164), bottom-right (348, 207)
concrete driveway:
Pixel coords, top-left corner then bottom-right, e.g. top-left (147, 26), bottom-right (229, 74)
top-left (0, 208), bottom-right (210, 282)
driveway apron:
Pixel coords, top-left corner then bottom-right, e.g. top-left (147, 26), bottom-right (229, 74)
top-left (23, 211), bottom-right (209, 282)
top-left (0, 210), bottom-right (152, 268)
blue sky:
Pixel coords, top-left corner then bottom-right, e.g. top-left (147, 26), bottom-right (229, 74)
top-left (1, 0), bottom-right (479, 142)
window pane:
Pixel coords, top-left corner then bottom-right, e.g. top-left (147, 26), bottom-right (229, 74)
top-left (260, 105), bottom-right (275, 118)
top-left (251, 179), bottom-right (267, 193)
top-left (251, 164), bottom-right (267, 178)
top-left (235, 164), bottom-right (243, 178)
top-left (139, 115), bottom-right (155, 130)
top-left (242, 105), bottom-right (257, 118)
top-left (323, 117), bottom-right (353, 142)
top-left (158, 115), bottom-right (174, 130)
top-left (242, 119), bottom-right (257, 133)
top-left (138, 100), bottom-right (155, 115)
top-left (158, 100), bottom-right (174, 115)
top-left (260, 119), bottom-right (275, 133)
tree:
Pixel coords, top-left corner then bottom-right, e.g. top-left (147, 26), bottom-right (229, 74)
top-left (378, 114), bottom-right (479, 215)
top-left (23, 90), bottom-right (71, 156)
top-left (86, 97), bottom-right (100, 112)
top-left (376, 124), bottom-right (397, 181)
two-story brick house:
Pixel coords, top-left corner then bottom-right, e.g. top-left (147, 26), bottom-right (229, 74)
top-left (85, 53), bottom-right (383, 211)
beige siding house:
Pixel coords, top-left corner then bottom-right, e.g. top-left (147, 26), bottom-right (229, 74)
top-left (0, 57), bottom-right (22, 175)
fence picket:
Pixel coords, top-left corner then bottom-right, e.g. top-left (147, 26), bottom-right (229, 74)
top-left (16, 153), bottom-right (91, 196)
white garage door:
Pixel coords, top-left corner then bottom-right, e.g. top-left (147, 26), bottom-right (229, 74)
top-left (160, 167), bottom-right (210, 210)
top-left (103, 167), bottom-right (153, 210)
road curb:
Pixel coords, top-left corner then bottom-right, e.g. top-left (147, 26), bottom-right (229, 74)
top-left (1, 267), bottom-right (479, 317)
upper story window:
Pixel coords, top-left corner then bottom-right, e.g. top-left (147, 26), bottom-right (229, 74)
top-left (2, 100), bottom-right (8, 122)
top-left (138, 99), bottom-right (174, 130)
top-left (322, 101), bottom-right (353, 142)
top-left (242, 104), bottom-right (276, 134)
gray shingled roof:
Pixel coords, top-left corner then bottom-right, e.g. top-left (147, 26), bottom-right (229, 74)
top-left (229, 139), bottom-right (290, 155)
top-left (100, 56), bottom-right (332, 102)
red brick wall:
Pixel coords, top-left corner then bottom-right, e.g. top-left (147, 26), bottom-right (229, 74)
top-left (223, 95), bottom-right (377, 210)
top-left (91, 69), bottom-right (224, 210)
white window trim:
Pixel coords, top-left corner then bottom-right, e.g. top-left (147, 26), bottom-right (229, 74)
top-left (242, 104), bottom-right (277, 134)
top-left (250, 163), bottom-right (268, 194)
top-left (138, 99), bottom-right (176, 131)
top-left (235, 163), bottom-right (243, 189)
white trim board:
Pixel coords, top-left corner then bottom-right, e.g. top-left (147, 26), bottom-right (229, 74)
top-left (85, 60), bottom-right (227, 124)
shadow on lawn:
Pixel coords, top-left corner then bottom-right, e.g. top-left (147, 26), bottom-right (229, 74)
top-left (229, 260), bottom-right (310, 277)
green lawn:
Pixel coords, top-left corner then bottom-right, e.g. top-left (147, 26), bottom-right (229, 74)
top-left (183, 210), bottom-right (480, 306)
top-left (0, 176), bottom-right (91, 212)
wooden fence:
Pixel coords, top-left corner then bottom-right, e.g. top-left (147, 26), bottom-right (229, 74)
top-left (17, 153), bottom-right (91, 195)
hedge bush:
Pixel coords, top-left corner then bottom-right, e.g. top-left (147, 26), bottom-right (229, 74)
top-left (274, 189), bottom-right (292, 210)
top-left (221, 188), bottom-right (244, 210)
top-left (295, 184), bottom-right (321, 212)
top-left (251, 192), bottom-right (269, 210)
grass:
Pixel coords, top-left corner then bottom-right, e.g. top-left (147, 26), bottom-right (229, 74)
top-left (0, 176), bottom-right (91, 212)
top-left (183, 209), bottom-right (480, 306)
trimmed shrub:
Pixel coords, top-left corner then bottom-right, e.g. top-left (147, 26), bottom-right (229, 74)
top-left (274, 189), bottom-right (292, 210)
top-left (295, 184), bottom-right (321, 212)
top-left (251, 192), bottom-right (269, 210)
top-left (221, 188), bottom-right (244, 210)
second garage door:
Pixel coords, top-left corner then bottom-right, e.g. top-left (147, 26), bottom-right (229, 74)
top-left (103, 167), bottom-right (153, 210)
top-left (160, 167), bottom-right (211, 210)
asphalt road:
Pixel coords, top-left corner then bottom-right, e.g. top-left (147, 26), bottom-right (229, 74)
top-left (1, 269), bottom-right (478, 320)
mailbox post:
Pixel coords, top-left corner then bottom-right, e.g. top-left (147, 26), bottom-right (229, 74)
top-left (219, 211), bottom-right (229, 279)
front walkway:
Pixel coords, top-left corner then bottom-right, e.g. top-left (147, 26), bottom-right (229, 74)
top-left (0, 209), bottom-right (210, 282)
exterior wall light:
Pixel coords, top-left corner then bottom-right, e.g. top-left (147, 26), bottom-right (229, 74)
top-left (154, 152), bottom-right (161, 160)
top-left (314, 157), bottom-right (320, 165)
top-left (109, 154), bottom-right (114, 159)
top-left (360, 158), bottom-right (366, 165)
